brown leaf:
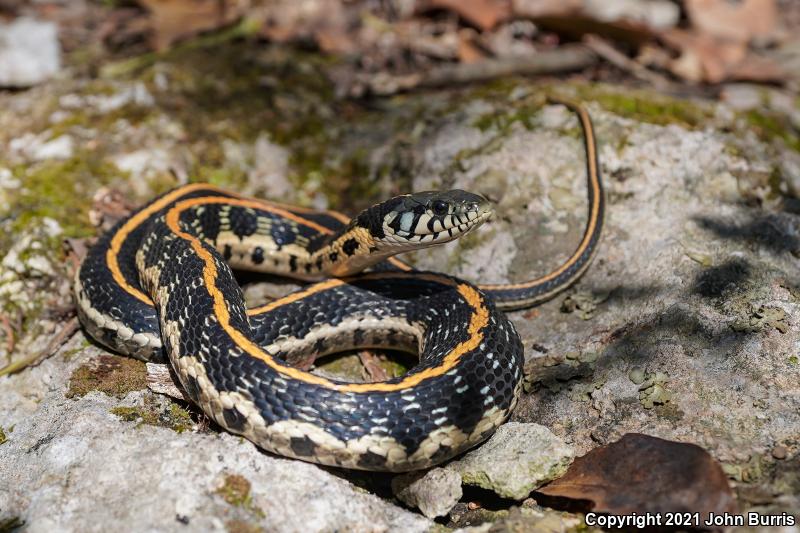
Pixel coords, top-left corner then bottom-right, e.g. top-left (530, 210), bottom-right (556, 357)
top-left (426, 0), bottom-right (511, 31)
top-left (137, 0), bottom-right (245, 51)
top-left (511, 0), bottom-right (581, 19)
top-left (661, 28), bottom-right (747, 83)
top-left (728, 52), bottom-right (787, 83)
top-left (685, 0), bottom-right (777, 44)
top-left (259, 0), bottom-right (353, 52)
top-left (457, 28), bottom-right (487, 64)
top-left (538, 433), bottom-right (737, 520)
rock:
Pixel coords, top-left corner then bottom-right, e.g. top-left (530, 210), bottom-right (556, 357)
top-left (446, 423), bottom-right (574, 500)
top-left (391, 468), bottom-right (463, 518)
top-left (451, 504), bottom-right (584, 533)
top-left (30, 135), bottom-right (74, 161)
top-left (0, 347), bottom-right (432, 533)
top-left (8, 133), bottom-right (74, 162)
top-left (584, 0), bottom-right (680, 29)
top-left (1, 42), bottom-right (800, 524)
top-left (0, 18), bottom-right (61, 88)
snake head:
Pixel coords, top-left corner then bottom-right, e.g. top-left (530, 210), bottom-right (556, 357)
top-left (377, 190), bottom-right (493, 248)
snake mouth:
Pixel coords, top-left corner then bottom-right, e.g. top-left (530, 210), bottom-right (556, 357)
top-left (381, 190), bottom-right (494, 247)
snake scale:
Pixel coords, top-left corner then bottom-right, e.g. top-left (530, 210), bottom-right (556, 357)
top-left (74, 99), bottom-right (604, 472)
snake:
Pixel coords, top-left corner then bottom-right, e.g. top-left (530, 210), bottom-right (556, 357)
top-left (73, 98), bottom-right (604, 472)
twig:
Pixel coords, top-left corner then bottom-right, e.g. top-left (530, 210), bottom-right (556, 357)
top-left (0, 318), bottom-right (79, 377)
top-left (582, 34), bottom-right (673, 90)
top-left (146, 362), bottom-right (191, 401)
top-left (358, 350), bottom-right (390, 382)
top-left (349, 44), bottom-right (598, 96)
top-left (100, 17), bottom-right (263, 78)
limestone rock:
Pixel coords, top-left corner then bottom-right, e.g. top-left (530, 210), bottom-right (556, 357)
top-left (446, 423), bottom-right (574, 500)
top-left (392, 467), bottom-right (463, 518)
top-left (0, 18), bottom-right (60, 88)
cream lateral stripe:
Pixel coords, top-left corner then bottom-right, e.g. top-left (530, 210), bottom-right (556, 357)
top-left (479, 101), bottom-right (601, 291)
top-left (108, 188), bottom-right (340, 305)
top-left (108, 183), bottom-right (219, 306)
top-left (165, 200), bottom-right (488, 393)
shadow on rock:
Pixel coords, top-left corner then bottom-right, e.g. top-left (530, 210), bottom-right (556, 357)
top-left (692, 257), bottom-right (752, 299)
top-left (693, 213), bottom-right (800, 255)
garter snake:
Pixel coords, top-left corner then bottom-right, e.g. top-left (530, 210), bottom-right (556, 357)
top-left (74, 98), bottom-right (604, 471)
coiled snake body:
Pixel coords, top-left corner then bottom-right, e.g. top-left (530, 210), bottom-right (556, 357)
top-left (74, 100), bottom-right (604, 471)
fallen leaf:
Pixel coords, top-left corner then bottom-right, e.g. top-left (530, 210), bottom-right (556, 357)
top-left (138, 0), bottom-right (245, 51)
top-left (426, 0), bottom-right (511, 31)
top-left (457, 28), bottom-right (486, 63)
top-left (728, 52), bottom-right (787, 83)
top-left (259, 0), bottom-right (354, 53)
top-left (685, 0), bottom-right (777, 44)
top-left (661, 28), bottom-right (747, 83)
top-left (537, 433), bottom-right (737, 520)
top-left (511, 0), bottom-right (581, 19)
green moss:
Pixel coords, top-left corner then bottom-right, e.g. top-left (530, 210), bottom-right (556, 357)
top-left (744, 110), bottom-right (800, 153)
top-left (216, 474), bottom-right (265, 519)
top-left (575, 84), bottom-right (712, 127)
top-left (225, 519), bottom-right (264, 533)
top-left (472, 102), bottom-right (541, 133)
top-left (217, 474), bottom-right (252, 506)
top-left (66, 355), bottom-right (147, 399)
top-left (110, 405), bottom-right (160, 426)
top-left (110, 395), bottom-right (194, 433)
top-left (5, 152), bottom-right (121, 243)
top-left (375, 354), bottom-right (409, 378)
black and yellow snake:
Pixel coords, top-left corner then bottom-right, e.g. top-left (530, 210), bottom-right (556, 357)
top-left (74, 99), bottom-right (604, 471)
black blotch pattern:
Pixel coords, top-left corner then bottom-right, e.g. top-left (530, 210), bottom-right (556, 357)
top-left (290, 436), bottom-right (317, 457)
top-left (342, 238), bottom-right (359, 256)
top-left (222, 407), bottom-right (247, 431)
top-left (223, 244), bottom-right (232, 261)
top-left (289, 255), bottom-right (298, 272)
top-left (357, 450), bottom-right (387, 469)
top-left (328, 251), bottom-right (338, 263)
top-left (252, 246), bottom-right (264, 265)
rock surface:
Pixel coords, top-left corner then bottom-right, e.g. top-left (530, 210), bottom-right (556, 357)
top-left (1, 41), bottom-right (799, 530)
top-left (446, 422), bottom-right (575, 500)
top-left (0, 345), bottom-right (431, 533)
top-left (392, 468), bottom-right (463, 518)
top-left (0, 18), bottom-right (61, 88)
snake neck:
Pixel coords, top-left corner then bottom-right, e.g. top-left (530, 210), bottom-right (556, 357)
top-left (310, 224), bottom-right (387, 277)
top-left (309, 201), bottom-right (401, 277)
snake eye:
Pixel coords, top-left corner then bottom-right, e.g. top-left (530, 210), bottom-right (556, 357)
top-left (431, 200), bottom-right (449, 216)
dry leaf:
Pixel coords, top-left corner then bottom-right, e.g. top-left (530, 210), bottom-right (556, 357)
top-left (538, 433), bottom-right (737, 520)
top-left (457, 28), bottom-right (486, 63)
top-left (661, 28), bottom-right (747, 83)
top-left (259, 0), bottom-right (354, 53)
top-left (512, 0), bottom-right (581, 19)
top-left (728, 52), bottom-right (787, 82)
top-left (427, 0), bottom-right (511, 31)
top-left (138, 0), bottom-right (245, 51)
top-left (685, 0), bottom-right (777, 44)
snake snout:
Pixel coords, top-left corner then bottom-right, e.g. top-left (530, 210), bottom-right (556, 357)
top-left (381, 189), bottom-right (494, 247)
